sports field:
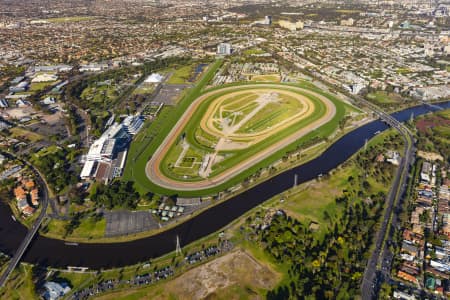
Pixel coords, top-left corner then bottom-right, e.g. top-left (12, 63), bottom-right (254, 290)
top-left (146, 83), bottom-right (337, 191)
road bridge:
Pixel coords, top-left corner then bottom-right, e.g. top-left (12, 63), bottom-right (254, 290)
top-left (0, 156), bottom-right (49, 288)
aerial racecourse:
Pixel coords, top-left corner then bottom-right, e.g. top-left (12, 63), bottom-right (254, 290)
top-left (146, 84), bottom-right (337, 191)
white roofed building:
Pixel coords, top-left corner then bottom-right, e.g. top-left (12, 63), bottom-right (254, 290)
top-left (122, 115), bottom-right (144, 135)
top-left (80, 119), bottom-right (135, 181)
top-left (86, 137), bottom-right (116, 161)
top-left (80, 160), bottom-right (97, 179)
top-left (42, 281), bottom-right (71, 300)
top-left (144, 73), bottom-right (164, 83)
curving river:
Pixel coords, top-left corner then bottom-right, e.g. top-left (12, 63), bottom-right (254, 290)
top-left (0, 101), bottom-right (449, 269)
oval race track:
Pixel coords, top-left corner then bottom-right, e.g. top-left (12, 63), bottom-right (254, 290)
top-left (146, 84), bottom-right (336, 191)
top-left (0, 101), bottom-right (448, 269)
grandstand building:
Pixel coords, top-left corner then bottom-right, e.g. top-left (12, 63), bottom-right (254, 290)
top-left (80, 115), bottom-right (144, 182)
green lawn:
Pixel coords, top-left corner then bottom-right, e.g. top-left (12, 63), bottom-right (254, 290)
top-left (250, 74), bottom-right (281, 82)
top-left (30, 145), bottom-right (59, 162)
top-left (133, 84), bottom-right (155, 95)
top-left (280, 167), bottom-right (352, 225)
top-left (167, 65), bottom-right (195, 84)
top-left (243, 48), bottom-right (265, 56)
top-left (57, 271), bottom-right (96, 290)
top-left (396, 68), bottom-right (412, 75)
top-left (43, 216), bottom-right (106, 241)
top-left (0, 264), bottom-right (37, 300)
top-left (367, 91), bottom-right (401, 104)
top-left (434, 126), bottom-right (450, 139)
top-left (437, 109), bottom-right (450, 119)
top-left (81, 85), bottom-right (119, 104)
top-left (9, 127), bottom-right (44, 142)
top-left (29, 81), bottom-right (58, 92)
top-left (38, 16), bottom-right (95, 23)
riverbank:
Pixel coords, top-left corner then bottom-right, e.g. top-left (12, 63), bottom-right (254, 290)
top-left (0, 101), bottom-right (448, 269)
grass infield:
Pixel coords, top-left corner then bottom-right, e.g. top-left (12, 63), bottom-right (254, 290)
top-left (124, 62), bottom-right (352, 197)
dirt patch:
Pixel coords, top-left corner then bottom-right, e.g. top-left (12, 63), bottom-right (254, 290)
top-left (161, 250), bottom-right (277, 299)
top-left (417, 150), bottom-right (444, 162)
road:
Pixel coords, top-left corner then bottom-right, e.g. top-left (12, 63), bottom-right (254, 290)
top-left (0, 156), bottom-right (49, 288)
top-left (271, 49), bottom-right (416, 299)
top-left (273, 50), bottom-right (417, 298)
top-left (358, 97), bottom-right (414, 300)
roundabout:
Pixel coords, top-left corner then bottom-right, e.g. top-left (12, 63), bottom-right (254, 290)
top-left (146, 84), bottom-right (337, 191)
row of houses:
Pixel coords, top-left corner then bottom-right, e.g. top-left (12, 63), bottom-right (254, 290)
top-left (0, 98), bottom-right (33, 109)
top-left (395, 160), bottom-right (450, 296)
top-left (13, 178), bottom-right (39, 216)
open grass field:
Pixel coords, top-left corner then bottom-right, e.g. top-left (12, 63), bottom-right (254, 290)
top-left (437, 109), bottom-right (450, 119)
top-left (30, 145), bottom-right (59, 160)
top-left (335, 9), bottom-right (362, 13)
top-left (0, 264), bottom-right (37, 300)
top-left (366, 91), bottom-right (402, 104)
top-left (396, 68), bottom-right (412, 75)
top-left (250, 74), bottom-right (281, 82)
top-left (36, 16), bottom-right (95, 23)
top-left (133, 83), bottom-right (156, 95)
top-left (167, 65), bottom-right (195, 84)
top-left (81, 85), bottom-right (119, 103)
top-left (29, 81), bottom-right (58, 92)
top-left (43, 217), bottom-right (106, 241)
top-left (9, 127), bottom-right (44, 142)
top-left (148, 83), bottom-right (338, 191)
top-left (243, 48), bottom-right (266, 56)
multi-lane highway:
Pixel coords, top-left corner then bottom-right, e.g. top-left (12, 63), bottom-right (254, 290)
top-left (0, 156), bottom-right (49, 288)
top-left (358, 97), bottom-right (414, 300)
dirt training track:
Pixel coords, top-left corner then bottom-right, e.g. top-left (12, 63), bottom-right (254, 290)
top-left (145, 84), bottom-right (337, 191)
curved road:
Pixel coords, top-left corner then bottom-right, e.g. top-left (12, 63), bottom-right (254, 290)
top-left (146, 84), bottom-right (336, 191)
top-left (0, 102), bottom-right (447, 272)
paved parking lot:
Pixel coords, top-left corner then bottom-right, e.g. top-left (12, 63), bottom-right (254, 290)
top-left (153, 84), bottom-right (190, 105)
top-left (104, 210), bottom-right (159, 237)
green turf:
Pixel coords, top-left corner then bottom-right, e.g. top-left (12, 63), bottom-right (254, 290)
top-left (396, 68), bottom-right (412, 75)
top-left (366, 91), bottom-right (401, 104)
top-left (122, 59), bottom-right (223, 194)
top-left (44, 217), bottom-right (106, 240)
top-left (167, 65), bottom-right (195, 84)
top-left (250, 74), bottom-right (281, 82)
top-left (124, 77), bottom-right (351, 197)
top-left (437, 109), bottom-right (450, 119)
top-left (38, 16), bottom-right (95, 23)
top-left (194, 127), bottom-right (219, 149)
top-left (29, 81), bottom-right (58, 92)
top-left (243, 48), bottom-right (265, 56)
